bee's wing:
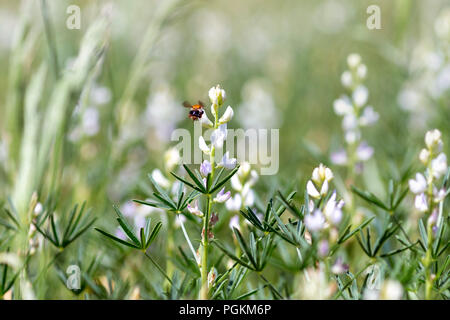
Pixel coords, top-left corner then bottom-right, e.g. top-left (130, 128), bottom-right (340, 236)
top-left (198, 100), bottom-right (205, 108)
top-left (182, 101), bottom-right (192, 108)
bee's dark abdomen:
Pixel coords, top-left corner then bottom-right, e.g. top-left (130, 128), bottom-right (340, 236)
top-left (189, 109), bottom-right (204, 119)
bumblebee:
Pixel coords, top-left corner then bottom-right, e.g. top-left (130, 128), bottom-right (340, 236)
top-left (183, 101), bottom-right (205, 121)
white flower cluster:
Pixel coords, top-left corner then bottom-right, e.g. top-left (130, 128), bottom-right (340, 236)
top-left (199, 85), bottom-right (237, 170)
top-left (304, 164), bottom-right (345, 258)
top-left (409, 129), bottom-right (448, 214)
top-left (331, 54), bottom-right (378, 167)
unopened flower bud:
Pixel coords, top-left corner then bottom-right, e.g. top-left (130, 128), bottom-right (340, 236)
top-left (419, 148), bottom-right (430, 165)
top-left (208, 85), bottom-right (226, 106)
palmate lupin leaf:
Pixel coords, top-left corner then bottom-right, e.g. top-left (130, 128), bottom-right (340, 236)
top-left (95, 205), bottom-right (162, 251)
top-left (214, 229), bottom-right (275, 272)
top-left (56, 255), bottom-right (101, 296)
top-left (356, 222), bottom-right (400, 258)
top-left (351, 181), bottom-right (409, 212)
top-left (240, 190), bottom-right (296, 233)
top-left (0, 250), bottom-right (20, 297)
top-left (34, 202), bottom-right (96, 249)
top-left (134, 177), bottom-right (200, 217)
top-left (170, 164), bottom-right (240, 195)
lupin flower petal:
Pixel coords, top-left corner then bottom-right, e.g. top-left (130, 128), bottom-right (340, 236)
top-left (226, 194), bottom-right (242, 211)
top-left (218, 106), bottom-right (234, 124)
top-left (213, 187), bottom-right (231, 203)
top-left (151, 169), bottom-right (170, 189)
top-left (414, 193), bottom-right (428, 212)
top-left (211, 124), bottom-right (227, 149)
top-left (217, 151), bottom-right (237, 169)
top-left (431, 153), bottom-right (447, 178)
top-left (200, 160), bottom-right (212, 177)
top-left (199, 136), bottom-right (211, 155)
top-left (307, 180), bottom-right (320, 199)
top-left (304, 209), bottom-right (326, 232)
top-left (187, 200), bottom-right (204, 217)
top-left (200, 113), bottom-right (214, 128)
top-left (408, 173), bottom-right (427, 194)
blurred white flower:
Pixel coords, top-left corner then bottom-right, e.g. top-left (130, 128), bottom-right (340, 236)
top-left (323, 191), bottom-right (344, 225)
top-left (226, 194), bottom-right (242, 211)
top-left (380, 280), bottom-right (403, 300)
top-left (164, 148), bottom-right (180, 172)
top-left (237, 80), bottom-right (281, 129)
top-left (419, 148), bottom-right (430, 165)
top-left (352, 85), bottom-right (369, 107)
top-left (414, 193), bottom-right (428, 212)
top-left (347, 53), bottom-right (362, 69)
top-left (331, 258), bottom-right (349, 274)
top-left (330, 149), bottom-right (348, 166)
top-left (431, 153), bottom-right (447, 178)
top-left (333, 97), bottom-right (353, 115)
top-left (229, 215), bottom-right (240, 231)
top-left (408, 173), bottom-right (427, 194)
top-left (425, 129), bottom-right (443, 152)
top-left (90, 84), bottom-right (111, 105)
top-left (82, 107), bottom-right (100, 136)
top-left (359, 106), bottom-right (379, 126)
top-left (356, 142), bottom-right (374, 161)
top-left (356, 64), bottom-right (367, 79)
top-left (151, 169), bottom-right (170, 189)
top-left (340, 71), bottom-right (353, 88)
top-left (145, 85), bottom-right (182, 142)
top-left (304, 209), bottom-right (326, 232)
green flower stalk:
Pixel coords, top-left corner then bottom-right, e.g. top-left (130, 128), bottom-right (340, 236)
top-left (196, 85), bottom-right (236, 299)
top-left (408, 129), bottom-right (448, 299)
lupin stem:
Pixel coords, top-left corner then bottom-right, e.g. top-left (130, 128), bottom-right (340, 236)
top-left (199, 103), bottom-right (219, 300)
